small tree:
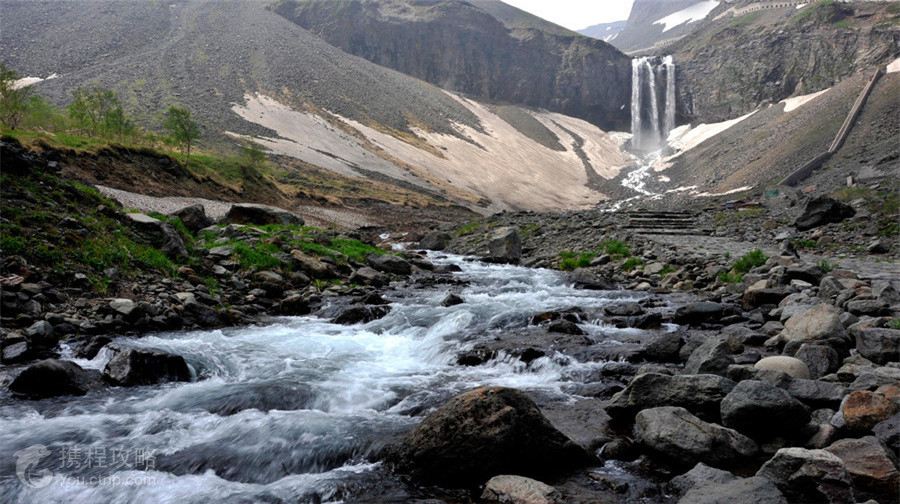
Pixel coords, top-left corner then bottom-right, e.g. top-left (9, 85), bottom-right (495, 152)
top-left (163, 105), bottom-right (200, 157)
top-left (240, 140), bottom-right (267, 168)
top-left (0, 63), bottom-right (34, 130)
top-left (68, 87), bottom-right (132, 139)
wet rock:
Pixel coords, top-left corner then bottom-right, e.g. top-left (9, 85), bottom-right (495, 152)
top-left (720, 380), bottom-right (810, 439)
top-left (855, 328), bottom-right (899, 365)
top-left (743, 286), bottom-right (790, 310)
top-left (125, 213), bottom-right (188, 258)
top-left (794, 196), bottom-right (855, 231)
top-left (103, 346), bottom-right (192, 386)
top-left (640, 332), bottom-right (684, 362)
top-left (171, 204), bottom-right (212, 232)
top-left (418, 231), bottom-right (451, 251)
top-left (683, 336), bottom-right (738, 376)
top-left (24, 320), bottom-right (57, 349)
top-left (481, 474), bottom-right (561, 504)
top-left (276, 294), bottom-right (310, 316)
top-left (568, 268), bottom-right (615, 290)
top-left (673, 302), bottom-right (726, 326)
top-left (486, 227), bottom-right (522, 264)
top-left (224, 203), bottom-right (304, 226)
top-left (547, 320), bottom-right (585, 336)
top-left (73, 335), bottom-right (112, 359)
top-left (756, 447), bottom-right (854, 504)
top-left (669, 462), bottom-right (737, 496)
top-left (1, 340), bottom-right (30, 364)
top-left (349, 266), bottom-right (387, 287)
top-left (840, 390), bottom-right (898, 433)
top-left (824, 436), bottom-right (899, 502)
top-left (9, 359), bottom-right (102, 398)
top-left (387, 386), bottom-right (591, 487)
top-left (721, 325), bottom-right (767, 346)
top-left (795, 344), bottom-right (840, 379)
top-left (367, 254), bottom-right (411, 275)
top-left (753, 356), bottom-right (810, 379)
top-left (332, 305), bottom-right (391, 325)
top-left (441, 293), bottom-right (464, 307)
top-left (634, 406), bottom-right (757, 469)
top-left (457, 347), bottom-right (496, 366)
top-left (678, 476), bottom-right (787, 504)
top-left (604, 302), bottom-right (644, 316)
top-left (358, 292), bottom-right (389, 306)
top-left (607, 373), bottom-right (735, 423)
top-left (866, 239), bottom-right (889, 254)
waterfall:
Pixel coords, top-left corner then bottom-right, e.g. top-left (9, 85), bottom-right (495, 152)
top-left (630, 55), bottom-right (676, 152)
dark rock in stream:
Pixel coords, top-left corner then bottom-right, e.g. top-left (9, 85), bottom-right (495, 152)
top-left (332, 305), bottom-right (391, 325)
top-left (608, 373), bottom-right (736, 423)
top-left (9, 359), bottom-right (103, 398)
top-left (386, 386), bottom-right (592, 487)
top-left (103, 345), bottom-right (192, 386)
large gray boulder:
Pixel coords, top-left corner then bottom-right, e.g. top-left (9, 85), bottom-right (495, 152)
top-left (125, 212), bottom-right (188, 258)
top-left (486, 227), bottom-right (522, 264)
top-left (481, 474), bottom-right (562, 504)
top-left (753, 356), bottom-right (810, 379)
top-left (825, 436), bottom-right (899, 502)
top-left (223, 203), bottom-right (304, 226)
top-left (171, 204), bottom-right (212, 232)
top-left (9, 359), bottom-right (102, 398)
top-left (387, 387), bottom-right (591, 487)
top-left (366, 254), bottom-right (412, 275)
top-left (103, 345), bottom-right (192, 386)
top-left (770, 303), bottom-right (848, 348)
top-left (756, 447), bottom-right (854, 503)
top-left (720, 380), bottom-right (810, 439)
top-left (794, 343), bottom-right (840, 379)
top-left (794, 196), bottom-right (855, 231)
top-left (678, 476), bottom-right (787, 504)
top-left (417, 231), bottom-right (451, 251)
top-left (634, 406), bottom-right (757, 469)
top-left (855, 328), bottom-right (900, 365)
top-left (683, 336), bottom-right (738, 376)
top-left (607, 373), bottom-right (736, 422)
top-left (669, 462), bottom-right (737, 496)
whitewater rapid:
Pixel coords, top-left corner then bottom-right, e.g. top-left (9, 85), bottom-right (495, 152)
top-left (0, 254), bottom-right (647, 503)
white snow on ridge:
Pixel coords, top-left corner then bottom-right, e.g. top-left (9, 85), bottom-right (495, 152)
top-left (654, 1), bottom-right (720, 33)
top-left (887, 56), bottom-right (900, 74)
top-left (780, 88), bottom-right (830, 113)
top-left (665, 110), bottom-right (756, 158)
top-left (12, 73), bottom-right (58, 89)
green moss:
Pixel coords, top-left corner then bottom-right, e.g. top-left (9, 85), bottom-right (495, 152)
top-left (559, 250), bottom-right (595, 271)
top-left (0, 235), bottom-right (25, 254)
top-left (454, 220), bottom-right (481, 237)
top-left (718, 271), bottom-right (744, 284)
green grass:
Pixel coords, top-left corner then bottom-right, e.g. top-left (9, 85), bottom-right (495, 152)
top-left (232, 241), bottom-right (283, 270)
top-left (793, 239), bottom-right (818, 250)
top-left (718, 271), bottom-right (744, 284)
top-left (559, 250), bottom-right (595, 271)
top-left (0, 235), bottom-right (25, 255)
top-left (732, 249), bottom-right (767, 274)
top-left (817, 259), bottom-right (834, 273)
top-left (622, 257), bottom-right (643, 272)
top-left (659, 265), bottom-right (676, 277)
top-left (600, 239), bottom-right (630, 258)
top-left (454, 221), bottom-right (481, 237)
top-left (888, 319), bottom-right (900, 330)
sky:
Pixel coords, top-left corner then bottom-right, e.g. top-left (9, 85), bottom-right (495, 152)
top-left (502, 0), bottom-right (635, 31)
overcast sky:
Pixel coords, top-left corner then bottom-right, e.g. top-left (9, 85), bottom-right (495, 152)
top-left (502, 0), bottom-right (635, 31)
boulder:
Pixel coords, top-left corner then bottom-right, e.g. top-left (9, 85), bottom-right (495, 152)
top-left (756, 447), bottom-right (854, 504)
top-left (481, 475), bottom-right (562, 504)
top-left (743, 286), bottom-right (790, 310)
top-left (223, 203), bottom-right (304, 226)
top-left (276, 294), bottom-right (310, 316)
top-left (486, 227), bottom-right (522, 264)
top-left (366, 254), bottom-right (412, 275)
top-left (547, 320), bottom-right (585, 336)
top-left (855, 328), bottom-right (899, 365)
top-left (418, 231), bottom-right (451, 251)
top-left (825, 436), bottom-right (899, 501)
top-left (567, 268), bottom-right (615, 290)
top-left (103, 346), bottom-right (192, 386)
top-left (634, 406), bottom-right (757, 469)
top-left (9, 359), bottom-right (102, 398)
top-left (669, 462), bottom-right (737, 496)
top-left (290, 250), bottom-right (333, 279)
top-left (794, 344), bottom-right (840, 379)
top-left (641, 332), bottom-right (684, 362)
top-left (349, 266), bottom-right (387, 287)
top-left (846, 299), bottom-right (889, 316)
top-left (607, 373), bottom-right (735, 422)
top-left (387, 387), bottom-right (590, 487)
top-left (332, 305), bottom-right (391, 325)
top-left (840, 390), bottom-right (898, 433)
top-left (683, 337), bottom-right (737, 376)
top-left (786, 379), bottom-right (847, 409)
top-left (720, 380), bottom-right (810, 439)
top-left (441, 293), bottom-right (464, 307)
top-left (673, 302), bottom-right (726, 326)
top-left (773, 303), bottom-right (847, 347)
top-left (24, 320), bottom-right (56, 348)
top-left (678, 476), bottom-right (787, 504)
top-left (171, 204), bottom-right (212, 232)
top-left (794, 196), bottom-right (855, 231)
top-left (753, 356), bottom-right (810, 379)
top-left (873, 413), bottom-right (899, 455)
top-left (124, 213), bottom-right (188, 258)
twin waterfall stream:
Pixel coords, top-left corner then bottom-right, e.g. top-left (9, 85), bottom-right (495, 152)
top-left (631, 56), bottom-right (677, 153)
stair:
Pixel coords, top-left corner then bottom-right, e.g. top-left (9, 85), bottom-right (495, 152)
top-left (621, 211), bottom-right (709, 236)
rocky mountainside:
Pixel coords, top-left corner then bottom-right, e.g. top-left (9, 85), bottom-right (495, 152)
top-left (672, 1), bottom-right (900, 124)
top-left (578, 21), bottom-right (628, 43)
top-left (601, 0), bottom-right (715, 53)
top-left (270, 0), bottom-right (633, 130)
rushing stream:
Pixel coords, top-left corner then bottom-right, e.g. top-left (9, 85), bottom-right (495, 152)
top-left (0, 254), bottom-right (656, 503)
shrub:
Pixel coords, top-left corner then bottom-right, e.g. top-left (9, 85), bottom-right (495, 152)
top-left (600, 239), bottom-right (630, 258)
top-left (732, 249), bottom-right (767, 274)
top-left (559, 250), bottom-right (595, 271)
top-left (817, 259), bottom-right (834, 273)
top-left (622, 257), bottom-right (643, 272)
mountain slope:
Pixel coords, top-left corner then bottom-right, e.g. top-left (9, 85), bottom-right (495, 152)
top-left (603, 0), bottom-right (718, 53)
top-left (270, 0), bottom-right (633, 130)
top-left (578, 21), bottom-right (627, 43)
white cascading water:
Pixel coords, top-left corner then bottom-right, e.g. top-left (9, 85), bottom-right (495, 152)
top-left (630, 55), bottom-right (676, 153)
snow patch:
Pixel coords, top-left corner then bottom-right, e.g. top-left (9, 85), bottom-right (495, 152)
top-left (780, 88), bottom-right (830, 113)
top-left (692, 186), bottom-right (753, 198)
top-left (887, 57), bottom-right (900, 74)
top-left (12, 73), bottom-right (58, 89)
top-left (665, 110), bottom-right (756, 157)
top-left (654, 1), bottom-right (719, 32)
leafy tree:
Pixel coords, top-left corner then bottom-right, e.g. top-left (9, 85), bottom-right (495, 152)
top-left (163, 105), bottom-right (200, 157)
top-left (68, 87), bottom-right (133, 139)
top-left (240, 140), bottom-right (267, 168)
top-left (0, 63), bottom-right (34, 130)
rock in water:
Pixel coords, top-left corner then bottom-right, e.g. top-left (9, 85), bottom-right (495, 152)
top-left (634, 406), bottom-right (757, 469)
top-left (794, 196), bottom-right (855, 231)
top-left (224, 203), bottom-right (304, 226)
top-left (720, 380), bottom-right (810, 439)
top-left (366, 254), bottom-right (412, 275)
top-left (486, 227), bottom-right (522, 264)
top-left (756, 447), bottom-right (854, 504)
top-left (481, 475), bottom-right (562, 504)
top-left (387, 386), bottom-right (590, 487)
top-left (9, 359), bottom-right (102, 398)
top-left (103, 346), bottom-right (192, 386)
top-left (677, 476), bottom-right (787, 504)
top-left (418, 231), bottom-right (451, 251)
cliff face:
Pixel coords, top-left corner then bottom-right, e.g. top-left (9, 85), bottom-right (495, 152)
top-left (673, 1), bottom-right (900, 123)
top-left (271, 0), bottom-right (633, 130)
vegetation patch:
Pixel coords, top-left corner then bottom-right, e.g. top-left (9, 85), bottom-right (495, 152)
top-left (622, 257), bottom-right (644, 272)
top-left (600, 239), bottom-right (630, 258)
top-left (558, 250), bottom-right (595, 271)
